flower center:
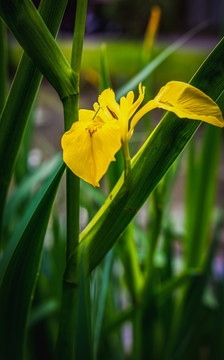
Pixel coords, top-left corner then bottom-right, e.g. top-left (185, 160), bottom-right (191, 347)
top-left (86, 123), bottom-right (102, 137)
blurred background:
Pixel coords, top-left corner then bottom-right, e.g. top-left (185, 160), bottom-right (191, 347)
top-left (34, 0), bottom-right (224, 36)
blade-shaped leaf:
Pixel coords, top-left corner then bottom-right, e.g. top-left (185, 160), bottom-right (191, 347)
top-left (0, 155), bottom-right (63, 283)
top-left (0, 0), bottom-right (77, 99)
top-left (94, 250), bottom-right (113, 359)
top-left (0, 161), bottom-right (65, 360)
top-left (0, 0), bottom-right (68, 235)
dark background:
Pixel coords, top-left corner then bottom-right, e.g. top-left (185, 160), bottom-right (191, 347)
top-left (33, 0), bottom-right (224, 36)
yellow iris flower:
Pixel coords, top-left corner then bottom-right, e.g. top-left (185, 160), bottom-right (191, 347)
top-left (61, 81), bottom-right (223, 187)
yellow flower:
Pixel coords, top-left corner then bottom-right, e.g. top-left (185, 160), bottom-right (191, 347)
top-left (61, 81), bottom-right (224, 187)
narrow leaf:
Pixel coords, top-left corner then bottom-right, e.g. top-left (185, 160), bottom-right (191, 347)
top-left (0, 0), bottom-right (68, 235)
top-left (94, 250), bottom-right (113, 359)
top-left (0, 0), bottom-right (77, 98)
top-left (0, 156), bottom-right (63, 283)
top-left (0, 162), bottom-right (65, 360)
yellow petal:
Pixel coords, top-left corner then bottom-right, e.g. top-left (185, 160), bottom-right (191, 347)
top-left (126, 90), bottom-right (134, 105)
top-left (129, 99), bottom-right (157, 134)
top-left (130, 81), bottom-right (224, 135)
top-left (128, 83), bottom-right (145, 118)
top-left (98, 88), bottom-right (120, 120)
top-left (78, 109), bottom-right (96, 123)
top-left (154, 81), bottom-right (224, 127)
top-left (61, 120), bottom-right (121, 187)
top-left (119, 96), bottom-right (130, 141)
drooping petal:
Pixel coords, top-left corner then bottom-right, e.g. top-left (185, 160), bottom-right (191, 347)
top-left (91, 120), bottom-right (122, 183)
top-left (154, 81), bottom-right (224, 127)
top-left (129, 81), bottom-right (224, 135)
top-left (61, 120), bottom-right (121, 187)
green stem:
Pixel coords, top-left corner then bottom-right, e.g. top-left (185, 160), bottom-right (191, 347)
top-left (63, 0), bottom-right (88, 258)
top-left (122, 141), bottom-right (131, 179)
top-left (56, 282), bottom-right (78, 359)
top-left (57, 1), bottom-right (88, 358)
top-left (0, 19), bottom-right (7, 114)
top-left (63, 95), bottom-right (80, 258)
top-left (63, 0), bottom-right (88, 262)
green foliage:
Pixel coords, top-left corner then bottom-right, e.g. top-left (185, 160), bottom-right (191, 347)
top-left (0, 1), bottom-right (224, 360)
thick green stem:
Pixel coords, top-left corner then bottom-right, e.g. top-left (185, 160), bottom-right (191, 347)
top-left (63, 95), bottom-right (80, 258)
top-left (63, 0), bottom-right (88, 259)
top-left (56, 1), bottom-right (88, 358)
top-left (0, 19), bottom-right (7, 114)
top-left (56, 282), bottom-right (78, 359)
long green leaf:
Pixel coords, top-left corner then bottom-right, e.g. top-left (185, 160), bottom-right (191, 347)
top-left (0, 156), bottom-right (63, 283)
top-left (0, 0), bottom-right (78, 98)
top-left (0, 0), bottom-right (68, 236)
top-left (0, 162), bottom-right (65, 360)
top-left (94, 251), bottom-right (113, 359)
top-left (65, 37), bottom-right (224, 283)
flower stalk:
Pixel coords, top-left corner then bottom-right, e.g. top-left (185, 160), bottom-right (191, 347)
top-left (122, 140), bottom-right (132, 179)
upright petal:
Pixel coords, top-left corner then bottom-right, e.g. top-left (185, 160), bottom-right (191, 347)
top-left (61, 120), bottom-right (121, 187)
top-left (128, 83), bottom-right (145, 118)
top-left (119, 96), bottom-right (130, 141)
top-left (154, 81), bottom-right (224, 127)
top-left (98, 88), bottom-right (120, 120)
